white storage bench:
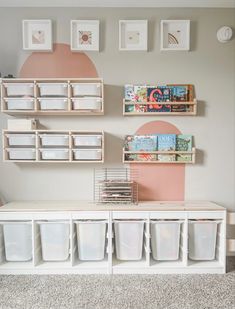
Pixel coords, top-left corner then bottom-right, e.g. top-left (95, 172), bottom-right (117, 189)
top-left (0, 201), bottom-right (226, 274)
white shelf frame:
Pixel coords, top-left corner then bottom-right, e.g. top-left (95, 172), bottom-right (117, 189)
top-left (0, 209), bottom-right (226, 274)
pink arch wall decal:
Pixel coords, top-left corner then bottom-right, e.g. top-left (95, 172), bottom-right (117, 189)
top-left (131, 120), bottom-right (185, 201)
top-left (19, 43), bottom-right (98, 78)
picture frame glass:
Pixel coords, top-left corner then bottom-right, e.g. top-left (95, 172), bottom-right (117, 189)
top-left (162, 21), bottom-right (190, 50)
top-left (120, 21), bottom-right (147, 51)
top-left (71, 21), bottom-right (99, 51)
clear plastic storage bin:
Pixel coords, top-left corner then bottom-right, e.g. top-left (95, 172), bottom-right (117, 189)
top-left (40, 149), bottom-right (69, 160)
top-left (72, 98), bottom-right (102, 110)
top-left (4, 83), bottom-right (34, 97)
top-left (39, 134), bottom-right (69, 147)
top-left (71, 83), bottom-right (102, 97)
top-left (38, 83), bottom-right (68, 97)
top-left (39, 221), bottom-right (70, 261)
top-left (114, 220), bottom-right (144, 260)
top-left (75, 220), bottom-right (107, 261)
top-left (5, 98), bottom-right (35, 110)
top-left (6, 134), bottom-right (36, 146)
top-left (150, 220), bottom-right (182, 261)
top-left (73, 149), bottom-right (102, 161)
top-left (2, 222), bottom-right (32, 262)
top-left (38, 98), bottom-right (68, 110)
top-left (73, 135), bottom-right (102, 147)
top-left (188, 220), bottom-right (218, 260)
top-left (7, 148), bottom-right (36, 160)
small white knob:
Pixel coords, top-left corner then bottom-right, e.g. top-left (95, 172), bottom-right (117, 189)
top-left (217, 26), bottom-right (233, 43)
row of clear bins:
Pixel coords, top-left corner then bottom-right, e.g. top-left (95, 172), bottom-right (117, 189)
top-left (0, 220), bottom-right (218, 262)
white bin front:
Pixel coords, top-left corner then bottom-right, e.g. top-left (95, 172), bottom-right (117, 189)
top-left (6, 98), bottom-right (34, 110)
top-left (73, 149), bottom-right (102, 161)
top-left (71, 83), bottom-right (101, 97)
top-left (7, 134), bottom-right (36, 146)
top-left (73, 135), bottom-right (102, 147)
top-left (72, 98), bottom-right (102, 110)
top-left (3, 222), bottom-right (32, 262)
top-left (188, 221), bottom-right (218, 261)
top-left (4, 83), bottom-right (34, 97)
top-left (7, 148), bottom-right (36, 160)
top-left (38, 83), bottom-right (68, 97)
top-left (39, 98), bottom-right (68, 110)
top-left (40, 134), bottom-right (69, 147)
top-left (114, 220), bottom-right (144, 261)
top-left (76, 220), bottom-right (107, 261)
top-left (39, 221), bottom-right (70, 261)
top-left (40, 149), bottom-right (69, 160)
top-left (151, 220), bottom-right (181, 261)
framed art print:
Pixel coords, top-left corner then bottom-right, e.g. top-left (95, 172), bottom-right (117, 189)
top-left (160, 20), bottom-right (190, 51)
top-left (119, 20), bottom-right (148, 51)
top-left (22, 20), bottom-right (52, 51)
top-left (71, 20), bottom-right (100, 51)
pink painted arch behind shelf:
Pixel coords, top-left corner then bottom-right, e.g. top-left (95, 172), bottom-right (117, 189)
top-left (131, 120), bottom-right (185, 201)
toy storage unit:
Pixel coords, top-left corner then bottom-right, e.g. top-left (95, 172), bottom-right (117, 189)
top-left (0, 201), bottom-right (226, 275)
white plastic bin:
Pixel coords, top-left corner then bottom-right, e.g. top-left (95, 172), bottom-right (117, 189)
top-left (75, 220), bottom-right (107, 261)
top-left (7, 148), bottom-right (36, 160)
top-left (72, 98), bottom-right (102, 110)
top-left (38, 98), bottom-right (68, 110)
top-left (6, 134), bottom-right (36, 146)
top-left (4, 83), bottom-right (34, 97)
top-left (73, 149), bottom-right (102, 161)
top-left (71, 83), bottom-right (102, 97)
top-left (38, 83), bottom-right (68, 97)
top-left (40, 149), bottom-right (69, 160)
top-left (73, 135), bottom-right (102, 147)
top-left (188, 220), bottom-right (218, 261)
top-left (39, 134), bottom-right (69, 147)
top-left (150, 220), bottom-right (182, 261)
top-left (2, 222), bottom-right (32, 262)
top-left (114, 220), bottom-right (145, 260)
top-left (39, 221), bottom-right (70, 261)
top-left (5, 98), bottom-right (34, 110)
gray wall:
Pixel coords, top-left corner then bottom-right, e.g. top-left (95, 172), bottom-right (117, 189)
top-left (0, 8), bottom-right (234, 210)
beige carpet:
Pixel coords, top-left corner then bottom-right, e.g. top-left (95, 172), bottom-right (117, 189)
top-left (0, 258), bottom-right (234, 309)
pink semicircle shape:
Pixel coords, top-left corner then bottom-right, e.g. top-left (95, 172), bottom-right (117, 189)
top-left (131, 120), bottom-right (185, 201)
top-left (19, 43), bottom-right (98, 78)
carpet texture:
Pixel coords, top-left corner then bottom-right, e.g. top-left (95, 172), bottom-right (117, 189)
top-left (0, 258), bottom-right (234, 309)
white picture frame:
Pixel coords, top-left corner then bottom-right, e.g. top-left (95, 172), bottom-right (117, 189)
top-left (160, 20), bottom-right (190, 51)
top-left (22, 20), bottom-right (52, 51)
top-left (71, 20), bottom-right (100, 51)
top-left (119, 20), bottom-right (148, 51)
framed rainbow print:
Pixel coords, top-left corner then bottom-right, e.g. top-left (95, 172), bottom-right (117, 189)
top-left (160, 20), bottom-right (190, 51)
top-left (71, 20), bottom-right (100, 51)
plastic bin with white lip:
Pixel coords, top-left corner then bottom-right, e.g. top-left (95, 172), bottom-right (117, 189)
top-left (2, 221), bottom-right (32, 262)
top-left (40, 149), bottom-right (69, 160)
top-left (150, 220), bottom-right (182, 261)
top-left (72, 98), bottom-right (102, 110)
top-left (188, 220), bottom-right (218, 261)
top-left (38, 83), bottom-right (68, 97)
top-left (4, 83), bottom-right (34, 97)
top-left (7, 148), bottom-right (36, 160)
top-left (39, 221), bottom-right (70, 261)
top-left (38, 98), bottom-right (68, 110)
top-left (71, 83), bottom-right (102, 97)
top-left (75, 220), bottom-right (107, 261)
top-left (73, 135), bottom-right (102, 147)
top-left (39, 134), bottom-right (69, 147)
top-left (5, 98), bottom-right (35, 110)
top-left (73, 149), bottom-right (102, 161)
top-left (114, 220), bottom-right (145, 261)
top-left (6, 134), bottom-right (36, 147)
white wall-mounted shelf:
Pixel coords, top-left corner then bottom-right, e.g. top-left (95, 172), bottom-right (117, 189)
top-left (0, 78), bottom-right (104, 116)
top-left (0, 201), bottom-right (226, 274)
top-left (2, 130), bottom-right (104, 163)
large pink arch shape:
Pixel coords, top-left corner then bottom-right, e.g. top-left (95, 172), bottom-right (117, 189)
top-left (131, 120), bottom-right (185, 201)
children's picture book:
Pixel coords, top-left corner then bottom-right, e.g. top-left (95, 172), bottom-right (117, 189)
top-left (176, 135), bottom-right (192, 151)
top-left (157, 134), bottom-right (176, 161)
top-left (124, 135), bottom-right (157, 151)
top-left (176, 154), bottom-right (192, 162)
top-left (124, 85), bottom-right (135, 101)
top-left (125, 104), bottom-right (135, 113)
top-left (147, 103), bottom-right (171, 113)
top-left (125, 153), bottom-right (157, 162)
top-left (134, 104), bottom-right (148, 113)
top-left (168, 85), bottom-right (189, 102)
top-left (133, 85), bottom-right (147, 102)
top-left (171, 104), bottom-right (187, 112)
top-left (147, 86), bottom-right (171, 102)
top-left (158, 154), bottom-right (176, 162)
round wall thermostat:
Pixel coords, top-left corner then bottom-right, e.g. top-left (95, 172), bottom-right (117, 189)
top-left (217, 26), bottom-right (233, 43)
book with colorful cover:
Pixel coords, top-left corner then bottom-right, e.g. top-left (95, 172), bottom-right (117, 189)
top-left (176, 134), bottom-right (192, 161)
top-left (125, 104), bottom-right (135, 113)
top-left (133, 85), bottom-right (147, 102)
top-left (147, 103), bottom-right (171, 113)
top-left (157, 134), bottom-right (176, 162)
top-left (125, 153), bottom-right (157, 162)
top-left (124, 85), bottom-right (135, 101)
top-left (158, 154), bottom-right (176, 162)
top-left (124, 135), bottom-right (157, 151)
top-left (134, 104), bottom-right (148, 113)
top-left (147, 86), bottom-right (171, 102)
top-left (171, 104), bottom-right (187, 112)
top-left (168, 85), bottom-right (189, 102)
